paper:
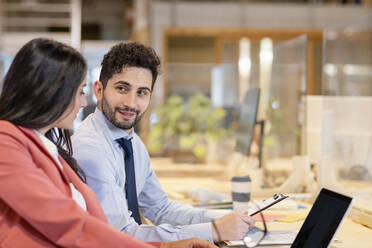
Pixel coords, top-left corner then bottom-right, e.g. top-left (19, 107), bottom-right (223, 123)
top-left (276, 214), bottom-right (307, 223)
top-left (253, 214), bottom-right (284, 222)
top-left (252, 213), bottom-right (306, 223)
top-left (225, 227), bottom-right (298, 246)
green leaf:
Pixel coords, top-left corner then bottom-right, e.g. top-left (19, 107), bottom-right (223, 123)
top-left (193, 144), bottom-right (207, 158)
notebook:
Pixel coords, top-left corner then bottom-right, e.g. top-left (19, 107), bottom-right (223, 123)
top-left (223, 188), bottom-right (353, 248)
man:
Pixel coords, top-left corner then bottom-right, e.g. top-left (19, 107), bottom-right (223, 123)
top-left (72, 42), bottom-right (255, 243)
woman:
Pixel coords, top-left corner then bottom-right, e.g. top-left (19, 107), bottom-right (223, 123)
top-left (0, 38), bottom-right (216, 248)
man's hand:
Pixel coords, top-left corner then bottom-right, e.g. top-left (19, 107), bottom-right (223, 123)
top-left (212, 211), bottom-right (255, 242)
top-left (160, 238), bottom-right (218, 248)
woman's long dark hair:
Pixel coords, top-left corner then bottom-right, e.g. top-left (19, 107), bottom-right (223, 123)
top-left (0, 38), bottom-right (86, 182)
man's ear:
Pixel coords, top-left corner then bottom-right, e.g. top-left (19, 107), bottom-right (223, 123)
top-left (94, 81), bottom-right (103, 103)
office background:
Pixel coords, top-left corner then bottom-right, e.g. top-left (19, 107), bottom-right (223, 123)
top-left (0, 1), bottom-right (371, 231)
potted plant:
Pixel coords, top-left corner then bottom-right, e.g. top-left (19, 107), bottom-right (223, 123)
top-left (148, 92), bottom-right (229, 163)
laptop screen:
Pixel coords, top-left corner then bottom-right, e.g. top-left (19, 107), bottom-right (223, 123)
top-left (291, 188), bottom-right (353, 248)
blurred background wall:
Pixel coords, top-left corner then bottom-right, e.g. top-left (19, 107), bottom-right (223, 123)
top-left (0, 0), bottom-right (371, 171)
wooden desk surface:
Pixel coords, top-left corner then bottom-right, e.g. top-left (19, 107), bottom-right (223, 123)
top-left (151, 157), bottom-right (372, 247)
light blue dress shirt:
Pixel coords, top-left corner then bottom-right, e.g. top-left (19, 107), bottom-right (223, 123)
top-left (72, 108), bottom-right (226, 242)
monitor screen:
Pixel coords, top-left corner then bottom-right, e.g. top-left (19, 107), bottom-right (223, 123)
top-left (235, 88), bottom-right (260, 155)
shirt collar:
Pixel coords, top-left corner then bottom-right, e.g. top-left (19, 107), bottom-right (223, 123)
top-left (93, 107), bottom-right (134, 141)
top-left (33, 129), bottom-right (62, 169)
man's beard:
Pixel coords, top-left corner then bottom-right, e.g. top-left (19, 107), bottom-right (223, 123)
top-left (101, 94), bottom-right (143, 130)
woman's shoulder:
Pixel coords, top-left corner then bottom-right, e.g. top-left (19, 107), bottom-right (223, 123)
top-left (0, 120), bottom-right (20, 134)
top-left (0, 121), bottom-right (33, 144)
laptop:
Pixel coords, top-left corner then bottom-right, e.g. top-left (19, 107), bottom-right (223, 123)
top-left (223, 188), bottom-right (353, 248)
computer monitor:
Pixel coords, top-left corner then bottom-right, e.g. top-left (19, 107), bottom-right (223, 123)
top-left (235, 88), bottom-right (260, 156)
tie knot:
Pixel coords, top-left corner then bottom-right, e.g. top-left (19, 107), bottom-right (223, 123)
top-left (116, 138), bottom-right (133, 156)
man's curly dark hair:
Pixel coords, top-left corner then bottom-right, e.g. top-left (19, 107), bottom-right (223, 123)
top-left (99, 42), bottom-right (161, 90)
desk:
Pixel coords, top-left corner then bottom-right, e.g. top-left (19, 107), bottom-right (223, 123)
top-left (151, 157), bottom-right (372, 247)
top-left (219, 215), bottom-right (371, 248)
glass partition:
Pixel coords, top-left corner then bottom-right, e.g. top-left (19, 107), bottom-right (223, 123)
top-left (323, 14), bottom-right (372, 96)
top-left (259, 35), bottom-right (307, 188)
top-left (150, 35), bottom-right (308, 176)
top-left (318, 15), bottom-right (372, 188)
top-left (264, 35), bottom-right (307, 160)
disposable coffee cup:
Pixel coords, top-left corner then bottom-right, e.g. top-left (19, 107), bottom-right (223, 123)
top-left (231, 175), bottom-right (251, 212)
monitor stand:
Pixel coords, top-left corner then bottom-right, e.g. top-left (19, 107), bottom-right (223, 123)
top-left (256, 120), bottom-right (265, 169)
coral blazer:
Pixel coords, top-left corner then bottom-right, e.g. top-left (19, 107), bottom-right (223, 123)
top-left (0, 121), bottom-right (159, 248)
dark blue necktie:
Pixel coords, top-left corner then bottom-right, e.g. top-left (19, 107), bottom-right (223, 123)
top-left (116, 138), bottom-right (141, 224)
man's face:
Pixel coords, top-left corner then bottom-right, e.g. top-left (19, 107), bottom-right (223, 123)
top-left (94, 67), bottom-right (152, 132)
